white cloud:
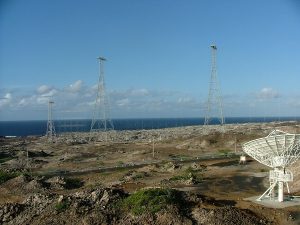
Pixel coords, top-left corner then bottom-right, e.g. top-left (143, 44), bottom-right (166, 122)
top-left (116, 98), bottom-right (130, 107)
top-left (36, 84), bottom-right (58, 97)
top-left (257, 87), bottom-right (280, 100)
top-left (0, 93), bottom-right (12, 108)
top-left (37, 85), bottom-right (51, 94)
top-left (85, 100), bottom-right (96, 106)
top-left (67, 80), bottom-right (83, 93)
top-left (18, 98), bottom-right (28, 106)
top-left (287, 99), bottom-right (300, 108)
top-left (130, 88), bottom-right (149, 96)
top-left (178, 97), bottom-right (193, 104)
top-left (109, 88), bottom-right (150, 99)
top-left (91, 84), bottom-right (98, 91)
top-left (4, 93), bottom-right (12, 100)
top-left (0, 86), bottom-right (202, 119)
top-left (84, 84), bottom-right (98, 97)
top-left (41, 89), bottom-right (58, 97)
top-left (36, 96), bottom-right (50, 104)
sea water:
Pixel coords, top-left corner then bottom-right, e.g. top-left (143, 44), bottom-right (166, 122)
top-left (0, 117), bottom-right (298, 137)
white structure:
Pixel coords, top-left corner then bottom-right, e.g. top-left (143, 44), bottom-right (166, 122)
top-left (243, 130), bottom-right (300, 202)
top-left (90, 57), bottom-right (114, 134)
top-left (239, 155), bottom-right (246, 164)
top-left (204, 44), bottom-right (225, 125)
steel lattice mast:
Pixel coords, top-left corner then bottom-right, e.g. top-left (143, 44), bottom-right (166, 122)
top-left (46, 100), bottom-right (56, 141)
top-left (90, 57), bottom-right (114, 133)
top-left (204, 45), bottom-right (225, 125)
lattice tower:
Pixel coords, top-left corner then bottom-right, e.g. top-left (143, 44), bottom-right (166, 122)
top-left (204, 45), bottom-right (225, 125)
top-left (90, 57), bottom-right (114, 134)
top-left (46, 100), bottom-right (56, 141)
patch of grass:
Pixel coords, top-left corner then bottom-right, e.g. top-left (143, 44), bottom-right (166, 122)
top-left (55, 201), bottom-right (70, 212)
top-left (169, 175), bottom-right (187, 181)
top-left (169, 154), bottom-right (191, 161)
top-left (218, 149), bottom-right (231, 156)
top-left (98, 161), bottom-right (105, 167)
top-left (133, 172), bottom-right (147, 180)
top-left (30, 171), bottom-right (54, 179)
top-left (117, 161), bottom-right (125, 166)
top-left (64, 177), bottom-right (83, 189)
top-left (169, 167), bottom-right (203, 183)
top-left (0, 170), bottom-right (19, 185)
top-left (185, 166), bottom-right (194, 174)
top-left (122, 188), bottom-right (184, 215)
top-left (0, 157), bottom-right (14, 163)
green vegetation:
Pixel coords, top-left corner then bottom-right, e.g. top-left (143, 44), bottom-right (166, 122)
top-left (218, 149), bottom-right (231, 156)
top-left (169, 174), bottom-right (189, 181)
top-left (122, 188), bottom-right (184, 215)
top-left (117, 161), bottom-right (125, 166)
top-left (133, 172), bottom-right (147, 180)
top-left (0, 157), bottom-right (14, 163)
top-left (97, 161), bottom-right (105, 166)
top-left (55, 201), bottom-right (70, 212)
top-left (209, 139), bottom-right (218, 144)
top-left (64, 177), bottom-right (83, 189)
top-left (169, 154), bottom-right (191, 161)
top-left (169, 167), bottom-right (203, 183)
top-left (0, 170), bottom-right (19, 185)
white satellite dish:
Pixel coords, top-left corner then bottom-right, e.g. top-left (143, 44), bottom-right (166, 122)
top-left (243, 130), bottom-right (300, 202)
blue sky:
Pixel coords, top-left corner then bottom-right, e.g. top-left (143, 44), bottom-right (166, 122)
top-left (1, 0), bottom-right (300, 120)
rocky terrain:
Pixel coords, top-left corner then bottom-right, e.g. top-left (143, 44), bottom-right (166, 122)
top-left (1, 121), bottom-right (300, 224)
top-left (0, 185), bottom-right (274, 225)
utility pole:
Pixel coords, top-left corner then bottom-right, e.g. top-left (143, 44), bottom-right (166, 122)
top-left (204, 45), bottom-right (225, 125)
top-left (152, 136), bottom-right (155, 158)
top-left (21, 139), bottom-right (29, 171)
top-left (90, 57), bottom-right (114, 140)
top-left (235, 136), bottom-right (237, 153)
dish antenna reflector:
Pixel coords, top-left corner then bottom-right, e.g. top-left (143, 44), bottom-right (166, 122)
top-left (243, 130), bottom-right (300, 202)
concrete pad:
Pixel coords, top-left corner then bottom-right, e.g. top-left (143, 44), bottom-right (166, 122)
top-left (244, 196), bottom-right (300, 208)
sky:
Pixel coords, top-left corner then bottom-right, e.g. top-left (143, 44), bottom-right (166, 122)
top-left (1, 0), bottom-right (300, 120)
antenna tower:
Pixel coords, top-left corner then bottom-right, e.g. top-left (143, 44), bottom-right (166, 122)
top-left (90, 57), bottom-right (114, 134)
top-left (204, 45), bottom-right (225, 125)
top-left (46, 99), bottom-right (56, 141)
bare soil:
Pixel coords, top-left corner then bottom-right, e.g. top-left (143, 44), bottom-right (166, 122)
top-left (1, 121), bottom-right (300, 224)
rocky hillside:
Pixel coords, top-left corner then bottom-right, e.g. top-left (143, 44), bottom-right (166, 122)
top-left (0, 186), bottom-right (273, 225)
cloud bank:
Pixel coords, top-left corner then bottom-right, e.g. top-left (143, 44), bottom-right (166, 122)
top-left (0, 82), bottom-right (298, 120)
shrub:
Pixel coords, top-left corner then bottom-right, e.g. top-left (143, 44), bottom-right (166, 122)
top-left (64, 177), bottom-right (83, 189)
top-left (122, 188), bottom-right (184, 215)
top-left (0, 171), bottom-right (18, 185)
top-left (55, 201), bottom-right (69, 212)
top-left (218, 149), bottom-right (231, 156)
top-left (184, 166), bottom-right (194, 174)
top-left (133, 172), bottom-right (147, 180)
top-left (117, 161), bottom-right (125, 166)
top-left (0, 157), bottom-right (13, 163)
top-left (169, 167), bottom-right (202, 183)
top-left (169, 175), bottom-right (185, 181)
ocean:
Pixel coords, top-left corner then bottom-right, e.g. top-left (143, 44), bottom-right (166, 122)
top-left (0, 117), bottom-right (299, 137)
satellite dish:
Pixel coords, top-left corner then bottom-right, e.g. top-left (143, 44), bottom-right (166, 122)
top-left (243, 130), bottom-right (300, 202)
